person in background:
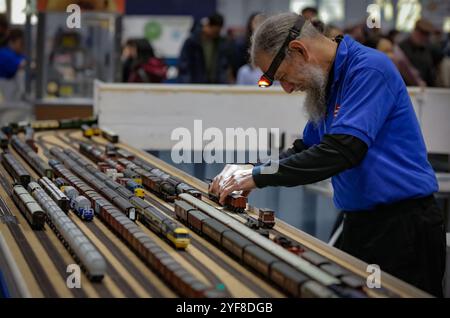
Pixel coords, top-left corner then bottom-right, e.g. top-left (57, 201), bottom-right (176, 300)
top-left (301, 7), bottom-right (318, 20)
top-left (121, 39), bottom-right (138, 82)
top-left (235, 13), bottom-right (267, 85)
top-left (0, 28), bottom-right (25, 79)
top-left (377, 35), bottom-right (426, 87)
top-left (177, 13), bottom-right (233, 84)
top-left (324, 24), bottom-right (343, 39)
top-left (344, 23), bottom-right (366, 44)
top-left (301, 7), bottom-right (325, 34)
top-left (387, 29), bottom-right (400, 45)
top-left (400, 19), bottom-right (444, 87)
top-left (439, 32), bottom-right (450, 87)
top-left (232, 13), bottom-right (266, 80)
top-left (126, 38), bottom-right (167, 83)
top-left (0, 14), bottom-right (8, 47)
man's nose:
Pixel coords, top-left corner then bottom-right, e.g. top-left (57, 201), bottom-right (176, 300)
top-left (280, 81), bottom-right (295, 93)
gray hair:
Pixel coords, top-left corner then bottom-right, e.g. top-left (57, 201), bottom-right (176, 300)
top-left (250, 12), bottom-right (321, 66)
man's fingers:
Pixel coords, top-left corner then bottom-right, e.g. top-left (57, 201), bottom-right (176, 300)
top-left (221, 176), bottom-right (236, 193)
top-left (210, 176), bottom-right (222, 195)
top-left (219, 184), bottom-right (236, 205)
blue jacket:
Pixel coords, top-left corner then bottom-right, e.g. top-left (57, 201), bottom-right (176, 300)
top-left (304, 36), bottom-right (438, 211)
top-left (0, 47), bottom-right (25, 79)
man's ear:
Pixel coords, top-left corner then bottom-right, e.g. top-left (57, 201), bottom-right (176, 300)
top-left (288, 40), bottom-right (309, 62)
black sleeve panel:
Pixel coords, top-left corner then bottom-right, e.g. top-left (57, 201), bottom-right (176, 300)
top-left (250, 138), bottom-right (308, 166)
top-left (278, 139), bottom-right (309, 160)
top-left (252, 134), bottom-right (368, 188)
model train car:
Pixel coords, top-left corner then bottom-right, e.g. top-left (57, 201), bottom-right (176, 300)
top-left (81, 124), bottom-right (94, 138)
top-left (258, 209), bottom-right (275, 228)
top-left (105, 143), bottom-right (117, 158)
top-left (58, 118), bottom-right (97, 129)
top-left (244, 210), bottom-right (276, 230)
top-left (79, 143), bottom-right (106, 163)
top-left (91, 124), bottom-right (101, 136)
top-left (0, 131), bottom-right (8, 149)
top-left (1, 152), bottom-right (31, 186)
top-left (54, 177), bottom-right (69, 189)
top-left (122, 168), bottom-right (142, 184)
top-left (12, 184), bottom-right (45, 230)
top-left (28, 181), bottom-right (106, 281)
top-left (81, 143), bottom-right (202, 203)
top-left (29, 117), bottom-right (97, 131)
top-left (101, 127), bottom-right (119, 143)
top-left (273, 234), bottom-right (305, 255)
top-left (10, 135), bottom-right (52, 179)
top-left (141, 172), bottom-right (177, 201)
top-left (53, 148), bottom-right (137, 221)
top-left (117, 178), bottom-right (145, 199)
top-left (130, 160), bottom-right (201, 200)
top-left (30, 120), bottom-right (60, 131)
top-left (24, 127), bottom-right (38, 153)
top-left (38, 177), bottom-right (70, 213)
top-left (208, 191), bottom-right (247, 213)
top-left (62, 186), bottom-right (94, 221)
top-left (116, 148), bottom-right (134, 160)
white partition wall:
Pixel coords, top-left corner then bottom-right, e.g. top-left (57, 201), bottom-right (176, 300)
top-left (94, 81), bottom-right (450, 154)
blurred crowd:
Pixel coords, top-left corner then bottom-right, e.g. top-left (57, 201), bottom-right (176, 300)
top-left (1, 9), bottom-right (449, 89)
top-left (121, 7), bottom-right (450, 88)
top-left (0, 14), bottom-right (25, 80)
top-left (342, 15), bottom-right (449, 88)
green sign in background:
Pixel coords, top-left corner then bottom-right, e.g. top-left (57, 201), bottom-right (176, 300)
top-left (144, 21), bottom-right (162, 41)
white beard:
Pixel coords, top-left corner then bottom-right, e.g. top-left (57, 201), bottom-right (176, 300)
top-left (302, 65), bottom-right (328, 125)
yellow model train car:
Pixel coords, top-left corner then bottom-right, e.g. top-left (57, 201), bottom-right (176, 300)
top-left (81, 124), bottom-right (94, 138)
top-left (167, 228), bottom-right (190, 249)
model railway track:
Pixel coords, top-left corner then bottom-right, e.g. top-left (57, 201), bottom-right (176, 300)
top-left (34, 231), bottom-right (88, 298)
top-left (84, 221), bottom-right (164, 297)
top-left (49, 157), bottom-right (223, 298)
top-left (0, 180), bottom-right (58, 297)
top-left (0, 168), bottom-right (59, 296)
top-left (5, 148), bottom-right (126, 295)
top-left (67, 130), bottom-right (346, 296)
top-left (178, 250), bottom-right (228, 294)
top-left (0, 233), bottom-right (31, 297)
top-left (63, 131), bottom-right (280, 296)
top-left (66, 131), bottom-right (408, 297)
top-left (143, 194), bottom-right (278, 298)
top-left (3, 140), bottom-right (167, 297)
top-left (52, 145), bottom-right (232, 295)
top-left (0, 198), bottom-right (17, 224)
top-left (67, 139), bottom-right (275, 295)
top-left (10, 135), bottom-right (157, 297)
top-left (17, 129), bottom-right (428, 298)
top-left (35, 135), bottom-right (59, 157)
top-left (0, 147), bottom-right (138, 297)
top-left (0, 176), bottom-right (17, 225)
top-left (43, 133), bottom-right (224, 296)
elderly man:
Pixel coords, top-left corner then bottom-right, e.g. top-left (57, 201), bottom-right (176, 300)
top-left (210, 13), bottom-right (445, 297)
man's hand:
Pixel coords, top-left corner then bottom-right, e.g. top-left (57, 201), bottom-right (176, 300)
top-left (218, 168), bottom-right (256, 205)
top-left (209, 164), bottom-right (241, 195)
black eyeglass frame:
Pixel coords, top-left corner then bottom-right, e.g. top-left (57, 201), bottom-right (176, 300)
top-left (258, 16), bottom-right (306, 87)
